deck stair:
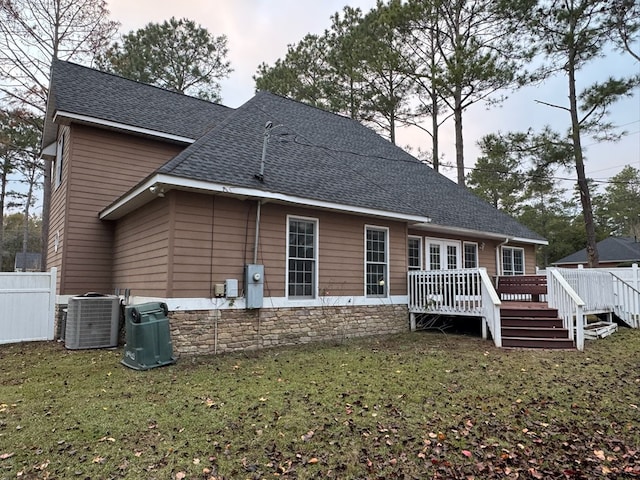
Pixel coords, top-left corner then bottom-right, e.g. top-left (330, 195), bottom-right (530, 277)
top-left (497, 275), bottom-right (575, 349)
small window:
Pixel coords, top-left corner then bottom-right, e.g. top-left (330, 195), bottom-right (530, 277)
top-left (408, 236), bottom-right (422, 270)
top-left (502, 247), bottom-right (524, 275)
top-left (54, 133), bottom-right (64, 188)
top-left (463, 242), bottom-right (478, 268)
top-left (287, 217), bottom-right (317, 298)
top-left (366, 226), bottom-right (388, 297)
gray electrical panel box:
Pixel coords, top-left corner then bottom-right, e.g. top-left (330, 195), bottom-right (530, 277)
top-left (245, 264), bottom-right (264, 309)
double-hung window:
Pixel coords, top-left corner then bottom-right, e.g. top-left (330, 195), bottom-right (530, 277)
top-left (463, 242), bottom-right (478, 269)
top-left (287, 217), bottom-right (317, 298)
top-left (408, 236), bottom-right (422, 270)
top-left (366, 226), bottom-right (388, 297)
top-left (502, 246), bottom-right (524, 275)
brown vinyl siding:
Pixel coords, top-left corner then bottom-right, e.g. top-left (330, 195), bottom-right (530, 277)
top-left (112, 196), bottom-right (170, 296)
top-left (171, 193), bottom-right (255, 298)
top-left (47, 126), bottom-right (70, 292)
top-left (145, 194), bottom-right (411, 299)
top-left (54, 124), bottom-right (183, 294)
top-left (260, 205), bottom-right (408, 298)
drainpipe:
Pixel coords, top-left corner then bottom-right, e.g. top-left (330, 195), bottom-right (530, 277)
top-left (253, 200), bottom-right (261, 264)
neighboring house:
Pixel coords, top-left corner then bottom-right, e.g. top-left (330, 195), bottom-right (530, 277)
top-left (42, 60), bottom-right (546, 355)
top-left (553, 236), bottom-right (640, 268)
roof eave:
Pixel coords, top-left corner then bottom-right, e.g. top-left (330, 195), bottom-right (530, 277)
top-left (411, 222), bottom-right (548, 246)
top-left (99, 174), bottom-right (433, 225)
top-left (53, 110), bottom-right (197, 144)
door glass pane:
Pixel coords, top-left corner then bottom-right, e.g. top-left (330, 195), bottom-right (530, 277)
top-left (447, 245), bottom-right (458, 270)
top-left (429, 244), bottom-right (441, 270)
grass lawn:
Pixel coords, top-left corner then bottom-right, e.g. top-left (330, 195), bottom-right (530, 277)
top-left (1, 328), bottom-right (639, 479)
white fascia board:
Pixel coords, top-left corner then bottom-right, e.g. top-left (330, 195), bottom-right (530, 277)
top-left (100, 173), bottom-right (432, 224)
top-left (54, 111), bottom-right (195, 144)
top-left (510, 236), bottom-right (549, 246)
top-left (411, 222), bottom-right (548, 246)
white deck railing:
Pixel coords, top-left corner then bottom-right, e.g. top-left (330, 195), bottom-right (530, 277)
top-left (556, 267), bottom-right (615, 314)
top-left (408, 268), bottom-right (502, 346)
top-left (547, 268), bottom-right (585, 351)
top-left (479, 268), bottom-right (502, 347)
top-left (611, 273), bottom-right (640, 329)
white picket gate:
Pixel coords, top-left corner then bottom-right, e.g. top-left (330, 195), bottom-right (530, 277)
top-left (0, 268), bottom-right (57, 344)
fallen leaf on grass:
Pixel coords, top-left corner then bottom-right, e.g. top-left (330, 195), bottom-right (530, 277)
top-left (594, 449), bottom-right (606, 461)
top-left (462, 450), bottom-right (472, 458)
top-left (98, 436), bottom-right (115, 443)
top-left (308, 457), bottom-right (319, 464)
top-left (301, 430), bottom-right (314, 442)
top-left (176, 472), bottom-right (186, 479)
top-left (92, 456), bottom-right (106, 464)
top-left (0, 452), bottom-right (14, 460)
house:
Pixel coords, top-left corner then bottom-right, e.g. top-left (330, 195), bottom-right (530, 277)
top-left (14, 252), bottom-right (42, 272)
top-left (41, 60), bottom-right (547, 355)
top-left (553, 236), bottom-right (640, 268)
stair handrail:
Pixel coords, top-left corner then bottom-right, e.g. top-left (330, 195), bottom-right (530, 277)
top-left (479, 267), bottom-right (502, 347)
top-left (547, 268), bottom-right (586, 351)
top-left (610, 273), bottom-right (640, 328)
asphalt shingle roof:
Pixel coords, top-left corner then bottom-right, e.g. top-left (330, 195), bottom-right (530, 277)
top-left (554, 236), bottom-right (640, 265)
top-left (158, 92), bottom-right (545, 241)
top-left (45, 61), bottom-right (544, 241)
top-left (44, 60), bottom-right (232, 145)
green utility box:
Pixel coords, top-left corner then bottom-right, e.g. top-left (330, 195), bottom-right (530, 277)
top-left (121, 302), bottom-right (176, 370)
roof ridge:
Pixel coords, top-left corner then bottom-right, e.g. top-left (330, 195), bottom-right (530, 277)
top-left (54, 59), bottom-right (230, 109)
top-left (255, 90), bottom-right (356, 122)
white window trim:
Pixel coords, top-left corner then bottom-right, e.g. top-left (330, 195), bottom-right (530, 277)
top-left (501, 246), bottom-right (525, 275)
top-left (286, 215), bottom-right (319, 299)
top-left (424, 237), bottom-right (462, 270)
top-left (463, 241), bottom-right (479, 269)
top-left (408, 235), bottom-right (423, 270)
top-left (54, 133), bottom-right (64, 188)
top-left (364, 225), bottom-right (389, 298)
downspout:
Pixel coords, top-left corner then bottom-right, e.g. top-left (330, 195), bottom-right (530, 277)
top-left (253, 200), bottom-right (261, 265)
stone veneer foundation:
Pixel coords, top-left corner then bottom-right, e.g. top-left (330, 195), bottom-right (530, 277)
top-left (169, 304), bottom-right (409, 356)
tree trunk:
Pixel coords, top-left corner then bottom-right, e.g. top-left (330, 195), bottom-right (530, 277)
top-left (22, 170), bottom-right (34, 255)
top-left (389, 71), bottom-right (396, 145)
top-left (0, 161), bottom-right (7, 271)
top-left (430, 43), bottom-right (439, 171)
top-left (567, 26), bottom-right (599, 267)
top-left (41, 159), bottom-right (50, 271)
top-left (453, 87), bottom-right (465, 186)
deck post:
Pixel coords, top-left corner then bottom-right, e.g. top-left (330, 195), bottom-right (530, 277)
top-left (410, 312), bottom-right (416, 332)
top-left (481, 318), bottom-right (487, 340)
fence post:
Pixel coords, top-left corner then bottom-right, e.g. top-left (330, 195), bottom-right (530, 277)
top-left (576, 305), bottom-right (584, 351)
top-left (48, 268), bottom-right (58, 340)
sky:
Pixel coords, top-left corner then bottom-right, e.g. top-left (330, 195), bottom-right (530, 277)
top-left (106, 0), bottom-right (640, 191)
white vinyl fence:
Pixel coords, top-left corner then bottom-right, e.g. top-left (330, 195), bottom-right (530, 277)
top-left (0, 268), bottom-right (57, 344)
